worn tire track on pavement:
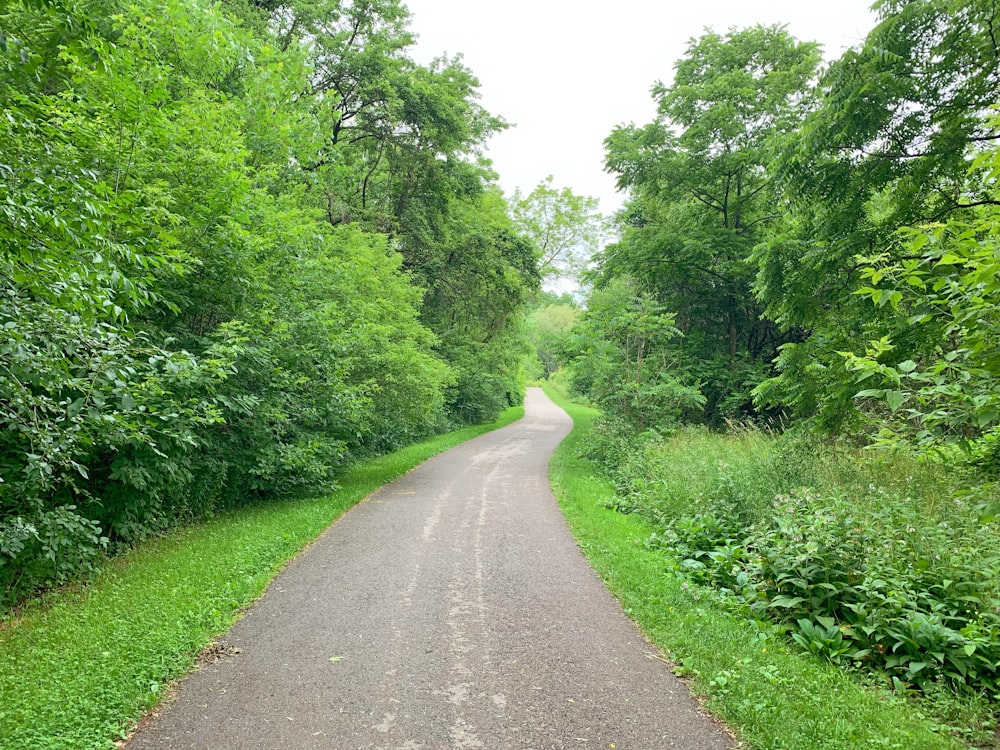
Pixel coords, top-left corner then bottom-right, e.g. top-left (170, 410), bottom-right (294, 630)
top-left (126, 388), bottom-right (733, 750)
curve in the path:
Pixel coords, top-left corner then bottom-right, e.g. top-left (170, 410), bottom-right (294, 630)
top-left (126, 388), bottom-right (732, 750)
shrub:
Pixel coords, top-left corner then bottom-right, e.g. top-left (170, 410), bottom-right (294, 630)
top-left (739, 489), bottom-right (1000, 692)
top-left (601, 424), bottom-right (1000, 695)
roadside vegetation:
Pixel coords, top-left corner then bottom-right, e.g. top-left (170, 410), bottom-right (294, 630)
top-left (0, 406), bottom-right (522, 750)
top-left (5, 0), bottom-right (1000, 747)
top-left (545, 382), bottom-right (978, 749)
top-left (529, 1), bottom-right (1000, 744)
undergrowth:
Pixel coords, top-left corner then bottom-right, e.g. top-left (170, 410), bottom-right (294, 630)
top-left (550, 389), bottom-right (1000, 748)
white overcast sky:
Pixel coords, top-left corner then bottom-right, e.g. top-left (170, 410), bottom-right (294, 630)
top-left (403, 0), bottom-right (879, 216)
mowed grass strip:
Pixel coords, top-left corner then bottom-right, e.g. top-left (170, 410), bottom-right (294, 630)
top-left (0, 406), bottom-right (523, 750)
top-left (542, 384), bottom-right (963, 750)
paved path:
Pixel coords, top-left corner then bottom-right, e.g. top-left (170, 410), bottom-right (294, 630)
top-left (127, 388), bottom-right (732, 750)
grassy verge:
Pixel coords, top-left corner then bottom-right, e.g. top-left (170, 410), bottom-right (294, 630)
top-left (542, 383), bottom-right (965, 750)
top-left (0, 406), bottom-right (523, 750)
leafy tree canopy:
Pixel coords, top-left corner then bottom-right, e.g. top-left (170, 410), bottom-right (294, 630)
top-left (511, 176), bottom-right (606, 282)
top-left (599, 25), bottom-right (820, 423)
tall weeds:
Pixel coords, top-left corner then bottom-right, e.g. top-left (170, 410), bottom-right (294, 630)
top-left (589, 418), bottom-right (1000, 706)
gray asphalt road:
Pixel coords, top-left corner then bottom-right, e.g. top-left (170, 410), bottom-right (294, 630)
top-left (126, 388), bottom-right (733, 750)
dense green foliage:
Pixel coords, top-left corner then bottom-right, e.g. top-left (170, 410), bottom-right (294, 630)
top-left (580, 1), bottom-right (1000, 453)
top-left (524, 291), bottom-right (580, 379)
top-left (574, 412), bottom-right (999, 740)
top-left (753, 1), bottom-right (1000, 443)
top-left (544, 382), bottom-right (968, 750)
top-left (0, 0), bottom-right (538, 606)
top-left (841, 139), bottom-right (1000, 454)
top-left (568, 278), bottom-right (704, 430)
top-left (599, 25), bottom-right (820, 423)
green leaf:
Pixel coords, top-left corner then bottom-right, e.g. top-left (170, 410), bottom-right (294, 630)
top-left (885, 390), bottom-right (906, 411)
top-left (854, 388), bottom-right (884, 399)
top-left (936, 254), bottom-right (965, 266)
top-left (907, 661), bottom-right (928, 675)
top-left (770, 595), bottom-right (805, 608)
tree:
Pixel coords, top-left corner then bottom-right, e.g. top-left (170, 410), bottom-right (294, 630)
top-left (568, 278), bottom-right (704, 431)
top-left (406, 187), bottom-right (540, 423)
top-left (1, 0), bottom-right (525, 607)
top-left (838, 122), bottom-right (1000, 453)
top-left (602, 25), bottom-right (820, 422)
top-left (253, 0), bottom-right (527, 425)
top-left (525, 295), bottom-right (581, 378)
top-left (0, 0), bottom-right (241, 594)
top-left (258, 0), bottom-right (504, 232)
top-left (511, 176), bottom-right (606, 282)
top-left (753, 0), bottom-right (1000, 433)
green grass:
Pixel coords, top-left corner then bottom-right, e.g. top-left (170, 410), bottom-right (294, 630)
top-left (622, 421), bottom-right (961, 526)
top-left (542, 382), bottom-right (966, 750)
top-left (0, 406), bottom-right (523, 750)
